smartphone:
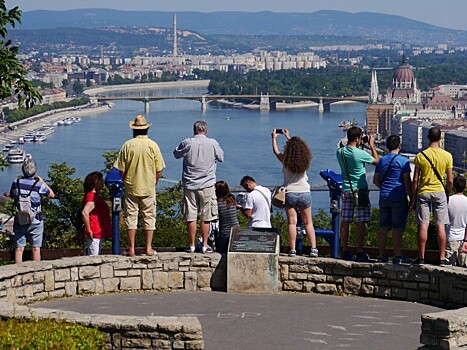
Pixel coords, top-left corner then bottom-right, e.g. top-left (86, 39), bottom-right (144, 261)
top-left (275, 129), bottom-right (284, 134)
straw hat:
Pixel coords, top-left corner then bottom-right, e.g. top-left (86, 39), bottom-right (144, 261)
top-left (129, 115), bottom-right (151, 129)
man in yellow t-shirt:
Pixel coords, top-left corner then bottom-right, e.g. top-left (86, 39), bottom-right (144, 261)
top-left (412, 127), bottom-right (453, 266)
top-left (114, 115), bottom-right (166, 257)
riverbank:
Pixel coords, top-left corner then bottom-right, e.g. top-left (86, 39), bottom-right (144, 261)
top-left (0, 102), bottom-right (113, 144)
top-left (85, 80), bottom-right (210, 95)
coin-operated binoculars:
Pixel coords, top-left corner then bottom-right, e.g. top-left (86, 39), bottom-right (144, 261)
top-left (105, 168), bottom-right (124, 255)
top-left (317, 169), bottom-right (342, 258)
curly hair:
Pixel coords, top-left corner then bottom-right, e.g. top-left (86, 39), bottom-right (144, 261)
top-left (282, 136), bottom-right (312, 174)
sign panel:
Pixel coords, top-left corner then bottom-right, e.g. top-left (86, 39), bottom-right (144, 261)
top-left (229, 228), bottom-right (278, 253)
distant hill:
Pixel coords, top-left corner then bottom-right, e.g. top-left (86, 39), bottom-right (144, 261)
top-left (19, 9), bottom-right (466, 45)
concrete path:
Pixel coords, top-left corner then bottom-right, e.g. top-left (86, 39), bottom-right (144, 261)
top-left (33, 291), bottom-right (441, 350)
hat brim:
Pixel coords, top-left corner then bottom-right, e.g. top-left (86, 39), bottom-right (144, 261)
top-left (129, 121), bottom-right (151, 129)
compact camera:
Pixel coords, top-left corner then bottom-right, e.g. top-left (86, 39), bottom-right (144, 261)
top-left (362, 135), bottom-right (371, 143)
top-left (236, 192), bottom-right (248, 208)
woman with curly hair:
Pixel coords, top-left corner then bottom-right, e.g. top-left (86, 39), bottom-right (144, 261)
top-left (272, 129), bottom-right (318, 257)
top-left (215, 180), bottom-right (240, 253)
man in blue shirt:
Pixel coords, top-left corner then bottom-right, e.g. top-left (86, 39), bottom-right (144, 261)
top-left (174, 120), bottom-right (224, 253)
top-left (336, 127), bottom-right (378, 261)
top-left (373, 135), bottom-right (412, 264)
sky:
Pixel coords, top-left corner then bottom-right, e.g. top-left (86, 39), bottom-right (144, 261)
top-left (5, 0), bottom-right (467, 31)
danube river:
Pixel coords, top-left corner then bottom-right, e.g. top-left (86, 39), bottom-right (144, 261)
top-left (0, 85), bottom-right (369, 211)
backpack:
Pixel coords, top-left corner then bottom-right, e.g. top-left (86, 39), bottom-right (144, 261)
top-left (14, 178), bottom-right (39, 226)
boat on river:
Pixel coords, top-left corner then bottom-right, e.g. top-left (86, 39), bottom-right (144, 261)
top-left (338, 118), bottom-right (359, 130)
top-left (6, 148), bottom-right (25, 164)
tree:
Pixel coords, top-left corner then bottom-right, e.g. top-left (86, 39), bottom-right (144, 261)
top-left (0, 2), bottom-right (41, 108)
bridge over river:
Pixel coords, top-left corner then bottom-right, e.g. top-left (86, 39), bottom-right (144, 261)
top-left (93, 94), bottom-right (368, 113)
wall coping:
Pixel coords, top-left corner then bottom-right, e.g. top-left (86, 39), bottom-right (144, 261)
top-left (1, 253), bottom-right (466, 349)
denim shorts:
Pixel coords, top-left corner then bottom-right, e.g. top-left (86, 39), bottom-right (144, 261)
top-left (285, 191), bottom-right (312, 209)
top-left (379, 197), bottom-right (408, 231)
top-left (13, 220), bottom-right (44, 248)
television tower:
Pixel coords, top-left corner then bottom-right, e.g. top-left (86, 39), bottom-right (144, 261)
top-left (173, 13), bottom-right (178, 57)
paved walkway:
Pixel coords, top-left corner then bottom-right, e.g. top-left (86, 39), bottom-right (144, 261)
top-left (33, 291), bottom-right (440, 350)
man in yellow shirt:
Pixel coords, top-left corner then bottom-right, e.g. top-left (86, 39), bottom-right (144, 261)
top-left (412, 127), bottom-right (453, 266)
top-left (114, 115), bottom-right (166, 257)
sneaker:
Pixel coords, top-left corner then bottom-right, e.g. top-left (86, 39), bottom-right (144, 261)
top-left (186, 246), bottom-right (196, 253)
top-left (392, 256), bottom-right (412, 265)
top-left (289, 249), bottom-right (297, 257)
top-left (377, 255), bottom-right (389, 263)
top-left (412, 258), bottom-right (425, 266)
top-left (439, 258), bottom-right (452, 267)
top-left (355, 252), bottom-right (370, 262)
top-left (341, 250), bottom-right (353, 261)
top-left (202, 246), bottom-right (213, 254)
top-left (310, 248), bottom-right (319, 258)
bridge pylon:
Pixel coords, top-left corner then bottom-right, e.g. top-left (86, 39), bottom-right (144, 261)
top-left (318, 97), bottom-right (324, 113)
top-left (260, 93), bottom-right (270, 111)
top-left (201, 95), bottom-right (207, 112)
top-left (144, 97), bottom-right (150, 113)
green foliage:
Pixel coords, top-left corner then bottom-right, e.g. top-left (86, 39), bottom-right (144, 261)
top-left (0, 1), bottom-right (42, 108)
top-left (0, 318), bottom-right (105, 350)
top-left (6, 97), bottom-right (90, 122)
top-left (43, 162), bottom-right (85, 248)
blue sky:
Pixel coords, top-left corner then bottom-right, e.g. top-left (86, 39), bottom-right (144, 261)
top-left (5, 0), bottom-right (467, 31)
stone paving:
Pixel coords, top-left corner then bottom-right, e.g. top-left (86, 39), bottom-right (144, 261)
top-left (33, 290), bottom-right (441, 350)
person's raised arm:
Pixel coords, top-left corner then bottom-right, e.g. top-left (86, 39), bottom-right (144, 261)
top-left (369, 135), bottom-right (379, 165)
top-left (271, 129), bottom-right (284, 163)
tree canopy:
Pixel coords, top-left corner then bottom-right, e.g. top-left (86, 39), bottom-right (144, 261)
top-left (0, 1), bottom-right (41, 108)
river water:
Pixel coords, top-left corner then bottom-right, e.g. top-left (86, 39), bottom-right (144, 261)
top-left (0, 85), bottom-right (368, 211)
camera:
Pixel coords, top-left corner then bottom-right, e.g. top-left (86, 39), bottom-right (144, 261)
top-left (236, 192), bottom-right (248, 208)
top-left (362, 135), bottom-right (370, 143)
top-left (275, 128), bottom-right (284, 134)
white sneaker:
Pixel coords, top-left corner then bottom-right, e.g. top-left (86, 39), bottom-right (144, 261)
top-left (202, 246), bottom-right (213, 254)
top-left (310, 248), bottom-right (319, 258)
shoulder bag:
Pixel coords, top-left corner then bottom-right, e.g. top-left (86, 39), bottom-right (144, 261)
top-left (421, 151), bottom-right (450, 203)
top-left (271, 186), bottom-right (286, 209)
top-left (340, 148), bottom-right (369, 207)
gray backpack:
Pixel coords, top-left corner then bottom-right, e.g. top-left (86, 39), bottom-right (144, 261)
top-left (14, 178), bottom-right (39, 226)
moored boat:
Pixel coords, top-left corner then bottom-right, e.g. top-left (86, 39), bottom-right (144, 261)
top-left (6, 148), bottom-right (25, 164)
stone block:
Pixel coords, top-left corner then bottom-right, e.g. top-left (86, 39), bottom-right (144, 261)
top-left (121, 337), bottom-right (152, 348)
top-left (153, 272), bottom-right (168, 290)
top-left (78, 280), bottom-right (96, 294)
top-left (303, 281), bottom-right (316, 293)
top-left (361, 284), bottom-right (374, 296)
top-left (79, 266), bottom-right (100, 279)
top-left (307, 274), bottom-right (326, 283)
top-left (289, 264), bottom-right (309, 273)
top-left (392, 287), bottom-right (407, 299)
top-left (100, 265), bottom-right (114, 278)
top-left (374, 286), bottom-right (391, 298)
top-left (227, 252), bottom-right (279, 294)
top-left (54, 269), bottom-right (71, 282)
top-left (44, 270), bottom-right (55, 292)
top-left (315, 283), bottom-right (338, 294)
top-left (280, 264), bottom-right (289, 281)
top-left (70, 267), bottom-right (79, 281)
top-left (128, 269), bottom-right (142, 277)
top-left (197, 271), bottom-right (211, 289)
top-left (343, 276), bottom-right (362, 295)
top-left (289, 272), bottom-right (308, 280)
top-left (142, 270), bottom-right (154, 290)
top-left (103, 278), bottom-right (120, 293)
top-left (114, 270), bottom-right (128, 277)
top-left (64, 281), bottom-right (77, 296)
top-left (283, 280), bottom-right (302, 291)
top-left (120, 277), bottom-right (141, 290)
top-left (185, 340), bottom-right (204, 349)
top-left (185, 272), bottom-right (197, 291)
top-left (326, 275), bottom-right (343, 283)
top-left (166, 272), bottom-right (183, 289)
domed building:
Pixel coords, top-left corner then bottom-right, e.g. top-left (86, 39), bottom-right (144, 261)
top-left (384, 54), bottom-right (421, 105)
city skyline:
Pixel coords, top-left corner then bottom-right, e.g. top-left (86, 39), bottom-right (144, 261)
top-left (5, 0), bottom-right (467, 31)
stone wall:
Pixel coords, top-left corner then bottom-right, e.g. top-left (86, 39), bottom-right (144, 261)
top-left (1, 253), bottom-right (467, 349)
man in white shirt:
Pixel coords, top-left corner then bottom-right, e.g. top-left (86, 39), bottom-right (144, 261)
top-left (239, 176), bottom-right (271, 228)
top-left (446, 175), bottom-right (467, 266)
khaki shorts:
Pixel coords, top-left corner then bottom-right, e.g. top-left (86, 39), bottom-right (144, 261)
top-left (123, 190), bottom-right (156, 230)
top-left (416, 192), bottom-right (449, 225)
top-left (183, 186), bottom-right (218, 222)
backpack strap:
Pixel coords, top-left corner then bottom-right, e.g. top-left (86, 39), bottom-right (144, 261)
top-left (253, 187), bottom-right (271, 211)
top-left (15, 177), bottom-right (40, 205)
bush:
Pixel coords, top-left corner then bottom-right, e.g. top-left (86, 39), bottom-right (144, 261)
top-left (0, 318), bottom-right (105, 349)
